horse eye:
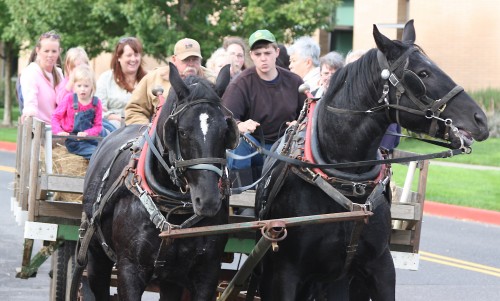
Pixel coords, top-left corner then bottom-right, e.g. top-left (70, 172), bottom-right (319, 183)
top-left (418, 71), bottom-right (429, 78)
top-left (178, 129), bottom-right (188, 138)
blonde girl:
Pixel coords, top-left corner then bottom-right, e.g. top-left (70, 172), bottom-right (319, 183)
top-left (51, 65), bottom-right (103, 159)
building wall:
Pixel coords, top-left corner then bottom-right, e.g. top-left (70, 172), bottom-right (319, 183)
top-left (352, 0), bottom-right (500, 91)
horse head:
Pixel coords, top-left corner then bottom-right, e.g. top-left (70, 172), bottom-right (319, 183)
top-left (374, 19), bottom-right (488, 149)
top-left (159, 62), bottom-right (238, 217)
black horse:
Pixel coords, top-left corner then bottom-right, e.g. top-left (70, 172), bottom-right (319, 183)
top-left (255, 20), bottom-right (489, 301)
top-left (79, 63), bottom-right (239, 300)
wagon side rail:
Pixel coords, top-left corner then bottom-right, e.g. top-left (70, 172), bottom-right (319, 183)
top-left (13, 118), bottom-right (83, 280)
top-left (389, 148), bottom-right (430, 270)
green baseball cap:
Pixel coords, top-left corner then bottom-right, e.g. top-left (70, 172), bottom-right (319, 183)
top-left (248, 29), bottom-right (276, 49)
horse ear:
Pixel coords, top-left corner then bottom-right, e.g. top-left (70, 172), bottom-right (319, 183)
top-left (373, 24), bottom-right (394, 54)
top-left (215, 64), bottom-right (231, 97)
top-left (169, 62), bottom-right (190, 99)
top-left (402, 19), bottom-right (416, 44)
top-left (163, 117), bottom-right (177, 150)
top-left (225, 117), bottom-right (240, 150)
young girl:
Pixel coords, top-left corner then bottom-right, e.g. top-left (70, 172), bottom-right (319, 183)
top-left (51, 65), bottom-right (103, 159)
top-left (56, 47), bottom-right (90, 105)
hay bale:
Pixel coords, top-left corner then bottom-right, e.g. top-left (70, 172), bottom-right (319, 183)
top-left (45, 143), bottom-right (88, 203)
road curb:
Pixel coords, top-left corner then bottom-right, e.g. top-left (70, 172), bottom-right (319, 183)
top-left (424, 201), bottom-right (500, 226)
top-left (0, 141), bottom-right (16, 152)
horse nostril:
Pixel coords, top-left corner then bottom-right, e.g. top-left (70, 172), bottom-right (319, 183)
top-left (474, 112), bottom-right (487, 127)
top-left (195, 197), bottom-right (201, 207)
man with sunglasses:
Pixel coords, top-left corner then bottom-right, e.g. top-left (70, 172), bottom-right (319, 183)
top-left (125, 38), bottom-right (215, 125)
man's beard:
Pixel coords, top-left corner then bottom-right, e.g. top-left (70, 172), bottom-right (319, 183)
top-left (182, 67), bottom-right (198, 78)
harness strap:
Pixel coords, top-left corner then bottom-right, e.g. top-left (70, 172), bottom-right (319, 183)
top-left (312, 175), bottom-right (357, 211)
top-left (143, 128), bottom-right (172, 176)
top-left (245, 135), bottom-right (464, 170)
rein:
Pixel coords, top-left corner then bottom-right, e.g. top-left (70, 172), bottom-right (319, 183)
top-left (242, 129), bottom-right (465, 174)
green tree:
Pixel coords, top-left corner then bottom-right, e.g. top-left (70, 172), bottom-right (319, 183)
top-left (115, 0), bottom-right (339, 60)
top-left (1, 0), bottom-right (338, 125)
top-left (0, 0), bottom-right (21, 126)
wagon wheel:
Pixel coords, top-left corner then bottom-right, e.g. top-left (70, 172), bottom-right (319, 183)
top-left (66, 250), bottom-right (95, 301)
top-left (48, 241), bottom-right (94, 301)
top-left (49, 240), bottom-right (76, 301)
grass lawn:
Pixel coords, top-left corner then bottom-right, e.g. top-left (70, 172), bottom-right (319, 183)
top-left (397, 137), bottom-right (499, 166)
top-left (394, 137), bottom-right (500, 211)
top-left (0, 107), bottom-right (20, 142)
top-left (391, 163), bottom-right (500, 212)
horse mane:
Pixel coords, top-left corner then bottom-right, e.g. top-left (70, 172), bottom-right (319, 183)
top-left (324, 42), bottom-right (425, 110)
top-left (323, 49), bottom-right (381, 109)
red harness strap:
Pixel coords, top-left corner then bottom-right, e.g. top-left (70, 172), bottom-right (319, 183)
top-left (302, 91), bottom-right (388, 186)
top-left (303, 91), bottom-right (330, 179)
top-left (135, 94), bottom-right (166, 194)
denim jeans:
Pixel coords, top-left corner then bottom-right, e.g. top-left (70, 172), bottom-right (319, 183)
top-left (227, 134), bottom-right (274, 170)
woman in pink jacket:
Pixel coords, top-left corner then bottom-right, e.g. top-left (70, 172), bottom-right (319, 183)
top-left (21, 31), bottom-right (64, 124)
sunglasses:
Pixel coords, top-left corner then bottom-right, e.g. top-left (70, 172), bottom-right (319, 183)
top-left (119, 37), bottom-right (137, 44)
top-left (40, 31), bottom-right (60, 40)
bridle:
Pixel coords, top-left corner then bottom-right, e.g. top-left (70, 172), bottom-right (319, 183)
top-left (376, 47), bottom-right (463, 137)
top-left (326, 47), bottom-right (468, 149)
top-left (164, 98), bottom-right (233, 192)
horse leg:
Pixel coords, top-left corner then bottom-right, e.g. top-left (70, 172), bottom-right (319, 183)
top-left (320, 277), bottom-right (350, 301)
top-left (86, 247), bottom-right (114, 300)
top-left (261, 260), bottom-right (301, 301)
top-left (116, 258), bottom-right (154, 301)
top-left (349, 249), bottom-right (395, 301)
top-left (158, 282), bottom-right (185, 301)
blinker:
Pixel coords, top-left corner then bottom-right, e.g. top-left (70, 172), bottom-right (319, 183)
top-left (402, 70), bottom-right (426, 99)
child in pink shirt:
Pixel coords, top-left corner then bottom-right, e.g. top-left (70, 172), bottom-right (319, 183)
top-left (56, 47), bottom-right (90, 105)
top-left (52, 65), bottom-right (103, 159)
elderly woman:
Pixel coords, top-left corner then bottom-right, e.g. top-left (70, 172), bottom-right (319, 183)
top-left (287, 36), bottom-right (321, 92)
top-left (314, 51), bottom-right (345, 97)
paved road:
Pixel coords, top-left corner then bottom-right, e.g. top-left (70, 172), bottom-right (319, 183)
top-left (396, 216), bottom-right (500, 300)
top-left (1, 150), bottom-right (499, 300)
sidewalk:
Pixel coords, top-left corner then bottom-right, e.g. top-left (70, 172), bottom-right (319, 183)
top-left (430, 160), bottom-right (500, 171)
top-left (2, 140), bottom-right (499, 226)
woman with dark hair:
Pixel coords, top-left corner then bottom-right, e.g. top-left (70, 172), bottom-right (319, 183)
top-left (276, 43), bottom-right (290, 70)
top-left (95, 37), bottom-right (146, 128)
top-left (223, 36), bottom-right (248, 79)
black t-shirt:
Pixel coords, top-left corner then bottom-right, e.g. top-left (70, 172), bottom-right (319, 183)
top-left (222, 66), bottom-right (306, 143)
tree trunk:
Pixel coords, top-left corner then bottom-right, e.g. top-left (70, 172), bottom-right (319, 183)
top-left (2, 42), bottom-right (13, 126)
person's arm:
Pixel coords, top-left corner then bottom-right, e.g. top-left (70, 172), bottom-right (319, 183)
top-left (51, 97), bottom-right (68, 135)
top-left (95, 71), bottom-right (110, 116)
top-left (222, 81), bottom-right (259, 133)
top-left (20, 65), bottom-right (39, 119)
top-left (125, 74), bottom-right (155, 125)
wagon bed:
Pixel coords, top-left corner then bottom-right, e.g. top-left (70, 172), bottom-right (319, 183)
top-left (12, 118), bottom-right (428, 300)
